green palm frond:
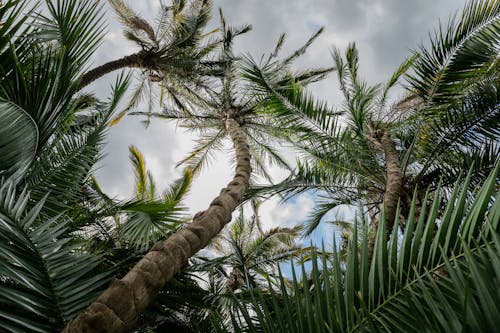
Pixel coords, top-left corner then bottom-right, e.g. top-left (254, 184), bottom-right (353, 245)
top-left (21, 74), bottom-right (129, 217)
top-left (1, 0), bottom-right (106, 152)
top-left (241, 55), bottom-right (338, 142)
top-left (378, 55), bottom-right (417, 113)
top-left (408, 0), bottom-right (500, 104)
top-left (0, 100), bottom-right (38, 181)
top-left (112, 150), bottom-right (193, 251)
top-left (176, 129), bottom-right (227, 175)
top-left (231, 162), bottom-right (499, 333)
top-left (33, 0), bottom-right (105, 77)
top-left (413, 77), bottom-right (499, 183)
top-left (164, 168), bottom-right (193, 204)
top-left (283, 27), bottom-right (323, 65)
top-left (129, 145), bottom-right (152, 200)
top-left (0, 0), bottom-right (33, 59)
top-left (117, 198), bottom-right (186, 251)
top-left (0, 182), bottom-right (111, 333)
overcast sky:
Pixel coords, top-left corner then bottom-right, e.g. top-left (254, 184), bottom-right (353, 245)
top-left (91, 0), bottom-right (468, 240)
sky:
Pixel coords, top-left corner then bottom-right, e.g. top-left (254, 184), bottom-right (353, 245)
top-left (91, 0), bottom-right (468, 244)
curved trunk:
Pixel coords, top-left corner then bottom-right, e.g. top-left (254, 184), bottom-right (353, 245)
top-left (368, 130), bottom-right (403, 259)
top-left (78, 52), bottom-right (145, 91)
top-left (63, 117), bottom-right (251, 333)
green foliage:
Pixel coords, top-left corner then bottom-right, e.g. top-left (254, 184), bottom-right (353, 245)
top-left (132, 13), bottom-right (331, 185)
top-left (107, 0), bottom-right (220, 123)
top-left (0, 0), bottom-right (498, 332)
top-left (0, 182), bottom-right (111, 332)
top-left (246, 0), bottom-right (499, 236)
top-left (231, 163), bottom-right (500, 332)
top-left (198, 210), bottom-right (304, 290)
top-left (0, 100), bottom-right (38, 180)
top-left (404, 0), bottom-right (499, 187)
top-left (115, 152), bottom-right (193, 251)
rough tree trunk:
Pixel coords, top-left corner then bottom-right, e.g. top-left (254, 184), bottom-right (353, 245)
top-left (63, 117), bottom-right (251, 333)
top-left (368, 130), bottom-right (403, 259)
top-left (77, 51), bottom-right (148, 90)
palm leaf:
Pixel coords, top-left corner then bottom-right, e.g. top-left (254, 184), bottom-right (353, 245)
top-left (408, 0), bottom-right (500, 104)
top-left (0, 182), bottom-right (111, 332)
top-left (0, 100), bottom-right (38, 180)
top-left (232, 162), bottom-right (499, 332)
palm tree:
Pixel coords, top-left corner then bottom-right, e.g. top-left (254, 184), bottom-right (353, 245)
top-left (243, 42), bottom-right (412, 257)
top-left (189, 209), bottom-right (303, 329)
top-left (402, 0), bottom-right (499, 189)
top-left (245, 0), bottom-right (499, 256)
top-left (197, 209), bottom-right (302, 291)
top-left (80, 147), bottom-right (217, 333)
top-left (64, 11), bottom-right (331, 331)
top-left (0, 1), bottom-right (204, 331)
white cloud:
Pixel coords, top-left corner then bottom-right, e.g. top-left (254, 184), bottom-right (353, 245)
top-left (258, 193), bottom-right (315, 231)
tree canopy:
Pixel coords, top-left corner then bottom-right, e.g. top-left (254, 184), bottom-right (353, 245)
top-left (0, 0), bottom-right (498, 332)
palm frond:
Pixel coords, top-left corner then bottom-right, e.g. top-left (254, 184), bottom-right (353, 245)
top-left (22, 74), bottom-right (129, 216)
top-left (108, 0), bottom-right (157, 44)
top-left (231, 162), bottom-right (499, 332)
top-left (176, 129), bottom-right (227, 175)
top-left (408, 0), bottom-right (500, 104)
top-left (164, 168), bottom-right (193, 205)
top-left (117, 198), bottom-right (186, 251)
top-left (0, 182), bottom-right (111, 332)
top-left (0, 100), bottom-right (38, 181)
top-left (129, 145), bottom-right (151, 200)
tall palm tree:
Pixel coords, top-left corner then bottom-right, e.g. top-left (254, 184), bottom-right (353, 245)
top-left (80, 147), bottom-right (216, 333)
top-left (64, 11), bottom-right (330, 331)
top-left (245, 0), bottom-right (499, 256)
top-left (243, 42), bottom-right (413, 257)
top-left (0, 1), bottom-right (205, 331)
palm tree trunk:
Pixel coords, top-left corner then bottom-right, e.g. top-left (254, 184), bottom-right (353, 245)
top-left (368, 130), bottom-right (402, 258)
top-left (63, 117), bottom-right (251, 333)
top-left (78, 52), bottom-right (146, 90)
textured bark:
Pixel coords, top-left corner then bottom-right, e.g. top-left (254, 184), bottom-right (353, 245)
top-left (368, 130), bottom-right (403, 259)
top-left (63, 117), bottom-right (251, 333)
top-left (78, 52), bottom-right (147, 91)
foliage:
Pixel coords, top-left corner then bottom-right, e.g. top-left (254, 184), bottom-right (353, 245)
top-left (245, 0), bottom-right (499, 236)
top-left (231, 163), bottom-right (500, 332)
top-left (0, 0), bottom-right (498, 332)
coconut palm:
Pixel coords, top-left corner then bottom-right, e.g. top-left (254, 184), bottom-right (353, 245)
top-left (187, 209), bottom-right (304, 330)
top-left (65, 11), bottom-right (331, 331)
top-left (243, 42), bottom-right (413, 258)
top-left (0, 0), bottom-right (201, 331)
top-left (245, 0), bottom-right (499, 256)
top-left (196, 209), bottom-right (302, 292)
top-left (79, 147), bottom-right (218, 333)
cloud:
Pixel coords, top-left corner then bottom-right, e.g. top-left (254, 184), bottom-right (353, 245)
top-left (258, 193), bottom-right (315, 231)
